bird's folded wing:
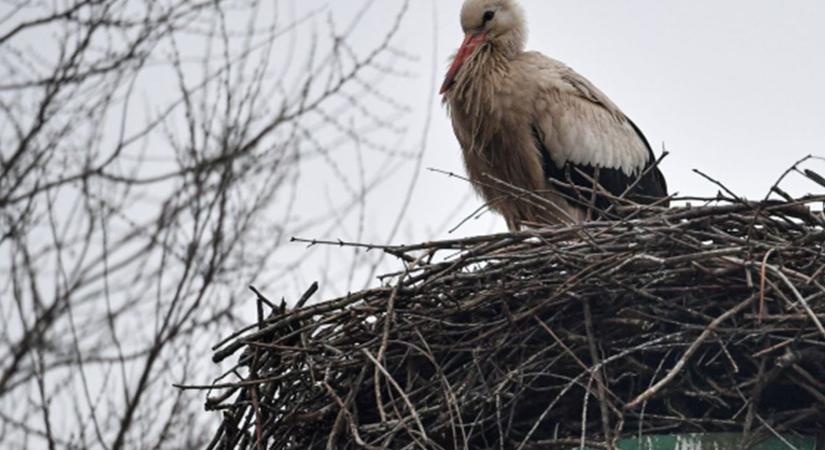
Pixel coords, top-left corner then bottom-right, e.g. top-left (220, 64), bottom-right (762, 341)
top-left (525, 54), bottom-right (650, 176)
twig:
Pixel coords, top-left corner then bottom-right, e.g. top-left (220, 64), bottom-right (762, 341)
top-left (625, 295), bottom-right (756, 410)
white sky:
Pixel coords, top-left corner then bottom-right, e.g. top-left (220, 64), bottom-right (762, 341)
top-left (330, 0), bottom-right (825, 241)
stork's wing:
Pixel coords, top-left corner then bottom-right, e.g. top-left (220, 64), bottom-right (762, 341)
top-left (524, 53), bottom-right (669, 211)
top-left (532, 123), bottom-right (668, 214)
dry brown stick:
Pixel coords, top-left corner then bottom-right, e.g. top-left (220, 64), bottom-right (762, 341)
top-left (625, 294), bottom-right (756, 410)
top-left (766, 264), bottom-right (825, 340)
top-left (323, 377), bottom-right (382, 450)
top-left (742, 357), bottom-right (768, 450)
top-left (374, 277), bottom-right (403, 423)
top-left (754, 414), bottom-right (802, 450)
top-left (759, 249), bottom-right (775, 323)
top-left (212, 287), bottom-right (377, 362)
top-left (582, 299), bottom-right (614, 449)
top-left (249, 385), bottom-right (263, 450)
top-left (580, 374), bottom-right (595, 448)
top-left (248, 346), bottom-right (264, 450)
top-left (361, 348), bottom-right (429, 444)
top-left (533, 315), bottom-right (622, 410)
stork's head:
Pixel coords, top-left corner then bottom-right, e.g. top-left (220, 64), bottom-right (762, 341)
top-left (441, 0), bottom-right (527, 94)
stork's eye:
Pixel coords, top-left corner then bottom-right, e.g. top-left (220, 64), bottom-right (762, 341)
top-left (483, 11), bottom-right (495, 23)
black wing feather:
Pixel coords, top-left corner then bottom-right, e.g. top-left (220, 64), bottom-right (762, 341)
top-left (533, 121), bottom-right (668, 218)
top-left (627, 118), bottom-right (669, 204)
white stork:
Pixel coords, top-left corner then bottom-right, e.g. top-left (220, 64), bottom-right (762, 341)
top-left (442, 0), bottom-right (669, 230)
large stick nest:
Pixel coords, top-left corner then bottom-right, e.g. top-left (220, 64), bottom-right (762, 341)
top-left (199, 169), bottom-right (825, 450)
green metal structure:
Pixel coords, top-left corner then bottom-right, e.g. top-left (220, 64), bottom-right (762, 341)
top-left (579, 433), bottom-right (818, 450)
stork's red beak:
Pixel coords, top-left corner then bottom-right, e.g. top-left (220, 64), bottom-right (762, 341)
top-left (440, 32), bottom-right (487, 95)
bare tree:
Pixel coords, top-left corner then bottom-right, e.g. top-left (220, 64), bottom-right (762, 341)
top-left (0, 0), bottom-right (415, 448)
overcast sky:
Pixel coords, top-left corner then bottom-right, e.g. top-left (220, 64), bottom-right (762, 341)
top-left (315, 0), bottom-right (825, 240)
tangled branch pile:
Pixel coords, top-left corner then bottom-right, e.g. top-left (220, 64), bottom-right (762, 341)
top-left (199, 171), bottom-right (825, 450)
